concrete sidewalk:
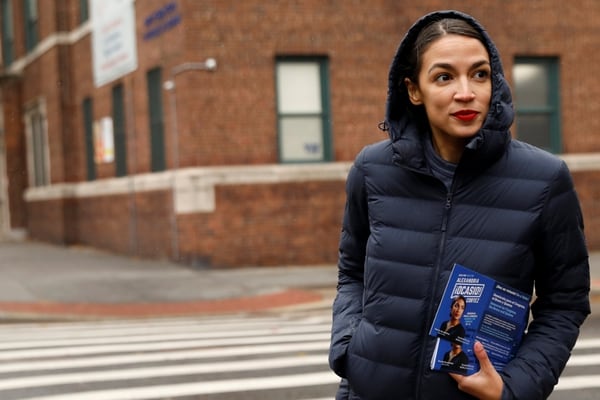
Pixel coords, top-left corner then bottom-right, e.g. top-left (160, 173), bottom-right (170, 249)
top-left (0, 239), bottom-right (597, 320)
top-left (0, 240), bottom-right (338, 320)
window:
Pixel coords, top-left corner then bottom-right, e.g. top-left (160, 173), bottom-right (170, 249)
top-left (79, 0), bottom-right (89, 23)
top-left (24, 0), bottom-right (38, 51)
top-left (146, 67), bottom-right (166, 171)
top-left (24, 101), bottom-right (49, 186)
top-left (513, 58), bottom-right (561, 153)
top-left (275, 57), bottom-right (332, 162)
top-left (112, 84), bottom-right (127, 176)
top-left (82, 97), bottom-right (96, 180)
top-left (1, 0), bottom-right (14, 65)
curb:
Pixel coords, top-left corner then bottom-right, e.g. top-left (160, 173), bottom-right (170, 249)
top-left (0, 289), bottom-right (324, 321)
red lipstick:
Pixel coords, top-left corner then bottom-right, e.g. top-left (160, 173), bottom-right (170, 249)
top-left (452, 110), bottom-right (479, 122)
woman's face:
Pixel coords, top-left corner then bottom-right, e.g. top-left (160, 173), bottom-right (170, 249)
top-left (406, 34), bottom-right (491, 149)
top-left (451, 298), bottom-right (466, 320)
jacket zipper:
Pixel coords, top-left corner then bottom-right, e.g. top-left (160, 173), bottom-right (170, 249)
top-left (415, 188), bottom-right (455, 398)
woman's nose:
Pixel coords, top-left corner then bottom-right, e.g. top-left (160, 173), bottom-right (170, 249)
top-left (454, 79), bottom-right (476, 102)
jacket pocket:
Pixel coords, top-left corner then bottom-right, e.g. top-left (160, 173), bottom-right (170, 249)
top-left (344, 318), bottom-right (364, 389)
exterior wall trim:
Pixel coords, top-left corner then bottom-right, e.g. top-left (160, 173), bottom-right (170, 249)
top-left (24, 162), bottom-right (353, 213)
top-left (7, 22), bottom-right (90, 74)
top-left (559, 153), bottom-right (600, 172)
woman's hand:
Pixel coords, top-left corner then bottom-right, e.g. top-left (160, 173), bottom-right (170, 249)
top-left (449, 341), bottom-right (503, 400)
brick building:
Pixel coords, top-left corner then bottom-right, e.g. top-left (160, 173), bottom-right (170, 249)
top-left (0, 0), bottom-right (599, 268)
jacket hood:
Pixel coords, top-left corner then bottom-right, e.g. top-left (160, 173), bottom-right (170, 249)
top-left (385, 10), bottom-right (514, 169)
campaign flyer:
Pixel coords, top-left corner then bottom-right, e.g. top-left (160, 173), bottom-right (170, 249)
top-left (429, 263), bottom-right (531, 375)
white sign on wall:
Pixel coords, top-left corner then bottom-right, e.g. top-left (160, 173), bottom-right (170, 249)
top-left (93, 117), bottom-right (115, 163)
top-left (91, 0), bottom-right (138, 87)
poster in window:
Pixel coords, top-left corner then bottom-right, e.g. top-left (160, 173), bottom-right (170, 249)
top-left (94, 117), bottom-right (115, 163)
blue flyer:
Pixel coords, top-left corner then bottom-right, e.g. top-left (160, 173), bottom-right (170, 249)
top-left (430, 263), bottom-right (531, 375)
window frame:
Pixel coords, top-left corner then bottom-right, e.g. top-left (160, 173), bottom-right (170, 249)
top-left (24, 0), bottom-right (38, 52)
top-left (24, 99), bottom-right (50, 187)
top-left (79, 0), bottom-right (89, 23)
top-left (513, 57), bottom-right (561, 153)
top-left (82, 97), bottom-right (96, 181)
top-left (275, 56), bottom-right (332, 163)
top-left (112, 84), bottom-right (127, 177)
top-left (146, 67), bottom-right (166, 172)
top-left (1, 0), bottom-right (14, 65)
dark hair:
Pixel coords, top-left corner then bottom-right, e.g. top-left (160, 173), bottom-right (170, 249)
top-left (449, 295), bottom-right (466, 318)
top-left (404, 18), bottom-right (486, 83)
top-left (451, 295), bottom-right (467, 307)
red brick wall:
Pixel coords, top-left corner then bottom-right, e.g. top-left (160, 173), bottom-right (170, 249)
top-left (26, 194), bottom-right (81, 246)
top-left (75, 190), bottom-right (172, 258)
top-left (573, 171), bottom-right (600, 250)
top-left (177, 181), bottom-right (346, 267)
top-left (27, 179), bottom-right (345, 267)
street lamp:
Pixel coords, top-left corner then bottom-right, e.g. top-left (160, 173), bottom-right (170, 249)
top-left (164, 57), bottom-right (217, 262)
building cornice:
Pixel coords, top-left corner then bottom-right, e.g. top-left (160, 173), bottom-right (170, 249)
top-left (6, 21), bottom-right (91, 75)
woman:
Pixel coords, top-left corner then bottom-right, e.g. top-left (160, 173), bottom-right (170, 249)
top-left (442, 341), bottom-right (470, 373)
top-left (438, 295), bottom-right (466, 343)
top-left (329, 10), bottom-right (590, 400)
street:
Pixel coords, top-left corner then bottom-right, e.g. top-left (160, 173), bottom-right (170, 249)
top-left (0, 303), bottom-right (598, 399)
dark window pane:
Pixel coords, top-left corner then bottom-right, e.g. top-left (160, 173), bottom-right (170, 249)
top-left (83, 98), bottom-right (96, 180)
top-left (516, 114), bottom-right (551, 151)
top-left (147, 68), bottom-right (165, 171)
top-left (112, 85), bottom-right (127, 176)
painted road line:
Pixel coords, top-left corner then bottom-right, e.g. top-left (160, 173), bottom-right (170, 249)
top-left (555, 374), bottom-right (600, 391)
top-left (19, 371), bottom-right (340, 400)
top-left (0, 341), bottom-right (330, 373)
top-left (0, 354), bottom-right (328, 390)
top-left (0, 332), bottom-right (330, 360)
top-left (0, 315), bottom-right (330, 338)
top-left (565, 353), bottom-right (600, 366)
top-left (573, 338), bottom-right (600, 350)
top-left (0, 322), bottom-right (331, 350)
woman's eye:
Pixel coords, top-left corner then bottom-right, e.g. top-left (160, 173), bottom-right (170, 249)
top-left (474, 70), bottom-right (490, 80)
top-left (435, 73), bottom-right (452, 83)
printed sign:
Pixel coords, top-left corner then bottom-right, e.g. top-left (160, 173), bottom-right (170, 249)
top-left (91, 0), bottom-right (138, 87)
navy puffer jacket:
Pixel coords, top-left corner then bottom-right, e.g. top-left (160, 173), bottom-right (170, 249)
top-left (329, 10), bottom-right (590, 400)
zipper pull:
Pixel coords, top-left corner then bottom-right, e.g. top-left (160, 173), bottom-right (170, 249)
top-left (445, 193), bottom-right (453, 209)
top-left (441, 193), bottom-right (453, 232)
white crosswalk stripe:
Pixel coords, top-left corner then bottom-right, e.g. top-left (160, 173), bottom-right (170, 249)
top-left (0, 310), bottom-right (339, 400)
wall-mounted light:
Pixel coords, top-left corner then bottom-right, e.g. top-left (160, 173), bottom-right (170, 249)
top-left (164, 58), bottom-right (217, 90)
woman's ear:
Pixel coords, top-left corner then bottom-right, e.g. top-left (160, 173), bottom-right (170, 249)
top-left (404, 78), bottom-right (423, 105)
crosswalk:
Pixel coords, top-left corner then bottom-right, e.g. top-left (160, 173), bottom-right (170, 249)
top-left (0, 309), bottom-right (598, 400)
top-left (0, 309), bottom-right (339, 400)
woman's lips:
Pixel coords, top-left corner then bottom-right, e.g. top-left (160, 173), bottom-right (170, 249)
top-left (452, 110), bottom-right (479, 122)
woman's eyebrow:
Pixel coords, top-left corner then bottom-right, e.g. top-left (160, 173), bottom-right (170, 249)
top-left (427, 59), bottom-right (490, 74)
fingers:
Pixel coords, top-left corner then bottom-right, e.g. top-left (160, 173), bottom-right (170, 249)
top-left (473, 341), bottom-right (494, 371)
top-left (451, 341), bottom-right (503, 400)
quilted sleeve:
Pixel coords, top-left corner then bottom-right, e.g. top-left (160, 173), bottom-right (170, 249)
top-left (500, 161), bottom-right (591, 400)
top-left (328, 150), bottom-right (370, 378)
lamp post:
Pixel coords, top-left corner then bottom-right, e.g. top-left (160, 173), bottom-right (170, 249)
top-left (163, 57), bottom-right (217, 262)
